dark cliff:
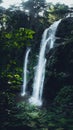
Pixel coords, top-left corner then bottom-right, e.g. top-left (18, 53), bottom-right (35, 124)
top-left (43, 17), bottom-right (73, 106)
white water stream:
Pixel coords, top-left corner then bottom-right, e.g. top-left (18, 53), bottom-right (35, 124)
top-left (21, 48), bottom-right (31, 96)
top-left (29, 20), bottom-right (61, 106)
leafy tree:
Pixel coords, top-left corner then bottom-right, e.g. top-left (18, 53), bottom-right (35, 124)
top-left (5, 9), bottom-right (30, 31)
top-left (44, 3), bottom-right (69, 23)
top-left (22, 0), bottom-right (46, 17)
top-left (0, 27), bottom-right (35, 85)
top-left (53, 3), bottom-right (69, 18)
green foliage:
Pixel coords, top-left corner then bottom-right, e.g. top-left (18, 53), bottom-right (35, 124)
top-left (0, 27), bottom-right (35, 85)
top-left (1, 28), bottom-right (35, 47)
top-left (54, 86), bottom-right (73, 105)
top-left (44, 3), bottom-right (69, 23)
top-left (2, 96), bottom-right (72, 130)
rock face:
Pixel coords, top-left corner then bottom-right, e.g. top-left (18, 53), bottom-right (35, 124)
top-left (56, 17), bottom-right (73, 39)
top-left (43, 17), bottom-right (73, 105)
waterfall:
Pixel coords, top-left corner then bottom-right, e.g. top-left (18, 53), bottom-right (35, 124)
top-left (29, 19), bottom-right (61, 106)
top-left (21, 48), bottom-right (31, 96)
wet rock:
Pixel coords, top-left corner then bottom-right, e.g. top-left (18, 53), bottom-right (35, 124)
top-left (43, 17), bottom-right (73, 106)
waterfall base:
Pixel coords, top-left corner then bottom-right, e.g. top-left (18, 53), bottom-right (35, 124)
top-left (21, 93), bottom-right (26, 96)
top-left (21, 92), bottom-right (26, 96)
top-left (29, 97), bottom-right (42, 106)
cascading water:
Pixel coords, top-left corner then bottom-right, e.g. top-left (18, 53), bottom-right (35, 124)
top-left (29, 19), bottom-right (61, 106)
top-left (21, 48), bottom-right (31, 96)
